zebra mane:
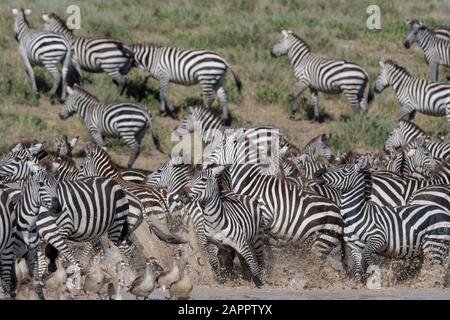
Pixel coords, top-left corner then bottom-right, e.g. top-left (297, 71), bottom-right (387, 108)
top-left (397, 119), bottom-right (426, 135)
top-left (189, 105), bottom-right (222, 118)
top-left (20, 8), bottom-right (31, 28)
top-left (431, 156), bottom-right (450, 177)
top-left (73, 85), bottom-right (100, 102)
top-left (289, 32), bottom-right (311, 52)
top-left (335, 150), bottom-right (361, 165)
top-left (384, 60), bottom-right (411, 76)
top-left (8, 139), bottom-right (39, 151)
top-left (48, 13), bottom-right (72, 32)
top-left (361, 168), bottom-right (373, 198)
top-left (38, 158), bottom-right (53, 171)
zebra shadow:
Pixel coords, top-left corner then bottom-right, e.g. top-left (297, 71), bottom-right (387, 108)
top-left (301, 102), bottom-right (332, 123)
top-left (126, 77), bottom-right (160, 103)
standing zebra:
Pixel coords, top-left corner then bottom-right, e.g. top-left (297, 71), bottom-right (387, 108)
top-left (203, 129), bottom-right (343, 255)
top-left (375, 60), bottom-right (450, 133)
top-left (187, 166), bottom-right (266, 287)
top-left (12, 8), bottom-right (71, 100)
top-left (314, 156), bottom-right (450, 281)
top-left (60, 85), bottom-right (163, 168)
top-left (42, 13), bottom-right (134, 95)
top-left (385, 120), bottom-right (450, 160)
top-left (271, 30), bottom-right (373, 121)
top-left (130, 43), bottom-right (242, 123)
top-left (404, 19), bottom-right (450, 82)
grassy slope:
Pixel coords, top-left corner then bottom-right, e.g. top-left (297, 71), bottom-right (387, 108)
top-left (0, 0), bottom-right (449, 170)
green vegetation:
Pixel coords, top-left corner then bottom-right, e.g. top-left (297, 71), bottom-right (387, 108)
top-left (1, 0), bottom-right (449, 169)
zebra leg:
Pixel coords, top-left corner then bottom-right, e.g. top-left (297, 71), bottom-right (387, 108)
top-left (43, 62), bottom-right (62, 98)
top-left (350, 247), bottom-right (363, 282)
top-left (122, 135), bottom-right (141, 169)
top-left (158, 77), bottom-right (176, 118)
top-left (20, 51), bottom-right (37, 92)
top-left (111, 73), bottom-right (127, 96)
top-left (90, 130), bottom-right (106, 148)
top-left (0, 241), bottom-right (16, 297)
top-left (235, 245), bottom-right (264, 288)
top-left (361, 237), bottom-right (384, 273)
top-left (396, 108), bottom-right (414, 122)
top-left (206, 243), bottom-right (226, 283)
top-left (310, 88), bottom-right (320, 121)
top-left (215, 86), bottom-right (230, 125)
top-left (408, 110), bottom-right (417, 122)
top-left (431, 62), bottom-right (439, 82)
top-left (289, 81), bottom-right (308, 119)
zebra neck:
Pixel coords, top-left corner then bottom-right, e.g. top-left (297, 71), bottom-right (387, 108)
top-left (340, 172), bottom-right (372, 221)
top-left (389, 70), bottom-right (412, 95)
top-left (78, 99), bottom-right (99, 122)
top-left (287, 40), bottom-right (310, 68)
top-left (417, 28), bottom-right (436, 51)
top-left (200, 192), bottom-right (224, 230)
top-left (16, 184), bottom-right (40, 231)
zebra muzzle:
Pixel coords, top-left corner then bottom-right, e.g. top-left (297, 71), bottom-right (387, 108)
top-left (49, 197), bottom-right (62, 214)
top-left (403, 41), bottom-right (411, 49)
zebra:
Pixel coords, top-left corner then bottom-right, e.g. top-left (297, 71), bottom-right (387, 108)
top-left (404, 19), bottom-right (450, 82)
top-left (270, 29), bottom-right (373, 121)
top-left (12, 8), bottom-right (71, 100)
top-left (77, 144), bottom-right (185, 244)
top-left (0, 185), bottom-right (19, 297)
top-left (434, 26), bottom-right (450, 41)
top-left (385, 120), bottom-right (450, 161)
top-left (384, 136), bottom-right (434, 178)
top-left (375, 60), bottom-right (450, 134)
top-left (203, 129), bottom-right (343, 255)
top-left (130, 43), bottom-right (242, 123)
top-left (13, 159), bottom-right (130, 270)
top-left (53, 135), bottom-right (79, 158)
top-left (314, 156), bottom-right (450, 281)
top-left (186, 166), bottom-right (265, 287)
top-left (42, 12), bottom-right (134, 95)
top-left (60, 85), bottom-right (163, 168)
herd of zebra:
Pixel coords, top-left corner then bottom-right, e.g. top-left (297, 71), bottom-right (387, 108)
top-left (1, 7), bottom-right (450, 299)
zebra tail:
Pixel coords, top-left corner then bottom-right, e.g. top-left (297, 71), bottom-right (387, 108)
top-left (118, 44), bottom-right (135, 76)
top-left (228, 65), bottom-right (242, 94)
top-left (149, 122), bottom-right (164, 154)
top-left (367, 80), bottom-right (374, 105)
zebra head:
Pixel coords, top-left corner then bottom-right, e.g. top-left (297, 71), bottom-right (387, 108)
top-left (271, 29), bottom-right (293, 57)
top-left (187, 166), bottom-right (226, 202)
top-left (298, 133), bottom-right (334, 162)
top-left (12, 8), bottom-right (32, 41)
top-left (374, 60), bottom-right (391, 94)
top-left (173, 106), bottom-right (200, 138)
top-left (405, 137), bottom-right (433, 178)
top-left (60, 86), bottom-right (83, 119)
top-left (314, 156), bottom-right (369, 192)
top-left (203, 128), bottom-right (245, 168)
top-left (0, 142), bottom-right (45, 184)
top-left (404, 19), bottom-right (425, 49)
top-left (26, 161), bottom-right (62, 214)
top-left (77, 144), bottom-right (106, 178)
top-left (54, 135), bottom-right (79, 157)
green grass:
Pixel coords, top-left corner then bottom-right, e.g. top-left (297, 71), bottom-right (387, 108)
top-left (1, 0), bottom-right (450, 165)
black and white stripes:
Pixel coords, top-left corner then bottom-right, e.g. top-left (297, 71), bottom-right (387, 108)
top-left (271, 29), bottom-right (373, 120)
top-left (60, 85), bottom-right (162, 168)
top-left (131, 43), bottom-right (242, 122)
top-left (12, 8), bottom-right (71, 100)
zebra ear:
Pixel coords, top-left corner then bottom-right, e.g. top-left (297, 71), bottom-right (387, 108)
top-left (188, 106), bottom-right (194, 114)
top-left (26, 161), bottom-right (40, 174)
top-left (12, 8), bottom-right (19, 16)
top-left (66, 86), bottom-right (74, 96)
top-left (405, 18), bottom-right (410, 25)
top-left (211, 165), bottom-right (226, 177)
top-left (11, 143), bottom-right (24, 152)
top-left (42, 13), bottom-right (49, 21)
top-left (171, 156), bottom-right (184, 166)
top-left (50, 161), bottom-right (60, 173)
top-left (406, 149), bottom-right (416, 158)
top-left (281, 29), bottom-right (289, 37)
top-left (24, 9), bottom-right (32, 16)
top-left (379, 60), bottom-right (384, 67)
top-left (356, 156), bottom-right (369, 171)
top-left (69, 136), bottom-right (79, 148)
top-left (29, 143), bottom-right (44, 156)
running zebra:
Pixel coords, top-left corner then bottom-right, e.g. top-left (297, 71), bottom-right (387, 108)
top-left (404, 19), bottom-right (450, 82)
top-left (60, 85), bottom-right (163, 168)
top-left (314, 156), bottom-right (450, 281)
top-left (375, 60), bottom-right (450, 133)
top-left (186, 166), bottom-right (265, 287)
top-left (12, 159), bottom-right (130, 269)
top-left (12, 8), bottom-right (71, 100)
top-left (385, 120), bottom-right (450, 160)
top-left (42, 12), bottom-right (134, 95)
top-left (77, 144), bottom-right (185, 244)
top-left (0, 185), bottom-right (19, 297)
top-left (271, 29), bottom-right (373, 121)
top-left (203, 129), bottom-right (343, 255)
top-left (130, 43), bottom-right (242, 123)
